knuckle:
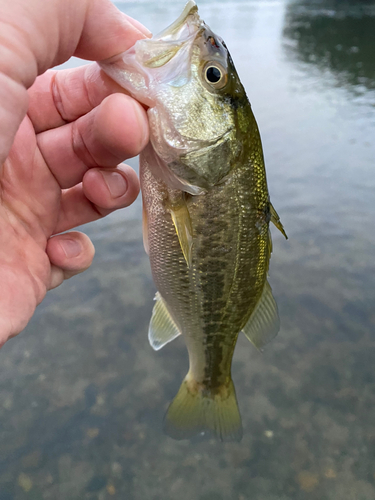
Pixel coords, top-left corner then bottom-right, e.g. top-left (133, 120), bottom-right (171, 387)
top-left (71, 119), bottom-right (99, 167)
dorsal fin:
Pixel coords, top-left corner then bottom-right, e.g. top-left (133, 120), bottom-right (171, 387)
top-left (270, 203), bottom-right (287, 239)
top-left (169, 198), bottom-right (193, 268)
top-left (148, 293), bottom-right (181, 350)
top-left (241, 280), bottom-right (280, 350)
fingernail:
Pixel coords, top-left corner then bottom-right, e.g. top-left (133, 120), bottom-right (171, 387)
top-left (61, 239), bottom-right (81, 258)
top-left (132, 101), bottom-right (149, 145)
top-left (102, 171), bottom-right (128, 198)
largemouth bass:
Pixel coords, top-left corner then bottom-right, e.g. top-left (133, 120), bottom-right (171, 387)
top-left (100, 0), bottom-right (286, 441)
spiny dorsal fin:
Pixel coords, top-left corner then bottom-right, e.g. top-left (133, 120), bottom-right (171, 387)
top-left (270, 203), bottom-right (287, 239)
top-left (148, 293), bottom-right (181, 351)
top-left (241, 280), bottom-right (280, 350)
top-left (169, 199), bottom-right (193, 268)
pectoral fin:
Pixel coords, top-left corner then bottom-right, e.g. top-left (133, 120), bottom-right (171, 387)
top-left (270, 203), bottom-right (287, 239)
top-left (148, 293), bottom-right (181, 351)
top-left (169, 199), bottom-right (193, 268)
top-left (242, 280), bottom-right (280, 350)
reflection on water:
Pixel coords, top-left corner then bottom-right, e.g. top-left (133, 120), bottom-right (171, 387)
top-left (1, 1), bottom-right (375, 499)
top-left (283, 0), bottom-right (375, 94)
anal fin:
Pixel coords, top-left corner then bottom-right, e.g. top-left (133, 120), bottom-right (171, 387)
top-left (242, 280), bottom-right (280, 350)
top-left (148, 292), bottom-right (181, 351)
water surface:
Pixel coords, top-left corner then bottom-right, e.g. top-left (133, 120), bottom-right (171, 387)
top-left (1, 1), bottom-right (375, 498)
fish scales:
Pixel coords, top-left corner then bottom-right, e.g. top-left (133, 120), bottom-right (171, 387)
top-left (99, 0), bottom-right (286, 441)
top-left (142, 106), bottom-right (270, 416)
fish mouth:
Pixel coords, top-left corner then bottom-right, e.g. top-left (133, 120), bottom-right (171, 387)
top-left (140, 1), bottom-right (203, 69)
top-left (99, 1), bottom-right (202, 70)
top-left (155, 1), bottom-right (199, 40)
top-left (98, 2), bottom-right (207, 105)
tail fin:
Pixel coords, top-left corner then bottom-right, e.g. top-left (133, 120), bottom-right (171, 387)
top-left (164, 376), bottom-right (242, 442)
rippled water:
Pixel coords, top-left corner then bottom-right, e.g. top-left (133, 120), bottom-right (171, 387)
top-left (1, 1), bottom-right (375, 498)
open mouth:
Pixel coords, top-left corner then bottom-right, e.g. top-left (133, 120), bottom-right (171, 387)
top-left (154, 0), bottom-right (199, 40)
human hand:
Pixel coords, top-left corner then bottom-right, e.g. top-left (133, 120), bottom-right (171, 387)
top-left (0, 0), bottom-right (151, 345)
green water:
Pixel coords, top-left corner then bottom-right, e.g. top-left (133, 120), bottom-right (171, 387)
top-left (1, 1), bottom-right (375, 498)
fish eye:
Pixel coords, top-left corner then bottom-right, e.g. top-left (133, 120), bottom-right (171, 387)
top-left (206, 66), bottom-right (221, 83)
top-left (203, 63), bottom-right (227, 90)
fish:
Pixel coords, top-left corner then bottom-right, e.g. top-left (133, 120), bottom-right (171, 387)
top-left (99, 0), bottom-right (287, 441)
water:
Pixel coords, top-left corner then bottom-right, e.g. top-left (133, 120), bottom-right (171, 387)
top-left (1, 1), bottom-right (375, 498)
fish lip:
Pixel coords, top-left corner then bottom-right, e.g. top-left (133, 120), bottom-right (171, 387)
top-left (132, 2), bottom-right (204, 75)
top-left (154, 0), bottom-right (199, 40)
top-left (98, 1), bottom-right (201, 69)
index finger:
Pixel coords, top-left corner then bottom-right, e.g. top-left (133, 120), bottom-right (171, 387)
top-left (28, 63), bottom-right (130, 133)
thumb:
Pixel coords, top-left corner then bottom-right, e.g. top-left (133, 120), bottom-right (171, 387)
top-left (46, 231), bottom-right (95, 290)
top-left (0, 0), bottom-right (150, 165)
